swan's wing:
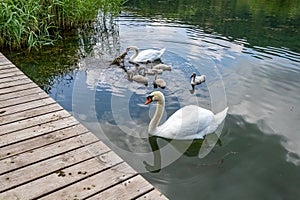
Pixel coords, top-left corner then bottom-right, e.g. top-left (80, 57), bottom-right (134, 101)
top-left (207, 107), bottom-right (228, 133)
top-left (156, 105), bottom-right (214, 140)
top-left (134, 49), bottom-right (166, 62)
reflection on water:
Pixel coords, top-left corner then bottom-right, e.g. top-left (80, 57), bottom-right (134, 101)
top-left (124, 0), bottom-right (300, 52)
top-left (144, 134), bottom-right (224, 173)
top-left (4, 1), bottom-right (300, 199)
top-left (65, 11), bottom-right (300, 198)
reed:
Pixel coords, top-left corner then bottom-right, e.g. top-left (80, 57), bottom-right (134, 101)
top-left (0, 0), bottom-right (125, 51)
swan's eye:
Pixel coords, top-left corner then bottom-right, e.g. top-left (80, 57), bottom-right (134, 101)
top-left (147, 95), bottom-right (154, 100)
top-left (145, 95), bottom-right (154, 105)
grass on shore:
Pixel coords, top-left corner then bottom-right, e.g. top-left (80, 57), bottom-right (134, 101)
top-left (0, 0), bottom-right (125, 51)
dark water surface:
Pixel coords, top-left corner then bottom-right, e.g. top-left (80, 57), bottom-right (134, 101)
top-left (3, 0), bottom-right (300, 199)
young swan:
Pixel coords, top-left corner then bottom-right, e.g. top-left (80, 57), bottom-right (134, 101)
top-left (153, 72), bottom-right (166, 89)
top-left (152, 63), bottom-right (172, 71)
top-left (126, 70), bottom-right (149, 86)
top-left (138, 66), bottom-right (163, 76)
top-left (190, 72), bottom-right (206, 89)
top-left (144, 91), bottom-right (228, 140)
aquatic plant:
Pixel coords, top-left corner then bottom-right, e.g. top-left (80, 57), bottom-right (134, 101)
top-left (0, 0), bottom-right (126, 51)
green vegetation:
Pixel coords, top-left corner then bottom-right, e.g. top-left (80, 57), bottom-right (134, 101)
top-left (0, 0), bottom-right (125, 51)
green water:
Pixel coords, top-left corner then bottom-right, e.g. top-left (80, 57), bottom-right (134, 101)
top-left (2, 0), bottom-right (300, 199)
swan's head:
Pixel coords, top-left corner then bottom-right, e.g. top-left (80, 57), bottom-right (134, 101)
top-left (126, 46), bottom-right (138, 52)
top-left (144, 91), bottom-right (165, 105)
top-left (190, 72), bottom-right (196, 78)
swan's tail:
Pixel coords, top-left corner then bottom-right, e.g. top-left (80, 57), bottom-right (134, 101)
top-left (159, 48), bottom-right (166, 57)
top-left (208, 107), bottom-right (228, 133)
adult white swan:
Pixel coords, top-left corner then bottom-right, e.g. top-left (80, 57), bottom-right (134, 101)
top-left (144, 91), bottom-right (228, 140)
top-left (126, 46), bottom-right (166, 63)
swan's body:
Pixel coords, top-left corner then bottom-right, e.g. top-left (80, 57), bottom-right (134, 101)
top-left (144, 68), bottom-right (163, 76)
top-left (126, 46), bottom-right (166, 63)
top-left (152, 64), bottom-right (172, 71)
top-left (127, 70), bottom-right (148, 86)
top-left (191, 72), bottom-right (206, 90)
top-left (153, 73), bottom-right (166, 89)
top-left (145, 91), bottom-right (228, 140)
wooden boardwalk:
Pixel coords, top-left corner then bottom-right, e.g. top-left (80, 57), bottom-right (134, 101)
top-left (0, 53), bottom-right (167, 200)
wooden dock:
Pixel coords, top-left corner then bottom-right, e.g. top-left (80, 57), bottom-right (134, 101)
top-left (0, 53), bottom-right (167, 200)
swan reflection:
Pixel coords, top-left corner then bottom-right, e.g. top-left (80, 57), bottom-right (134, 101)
top-left (144, 133), bottom-right (222, 173)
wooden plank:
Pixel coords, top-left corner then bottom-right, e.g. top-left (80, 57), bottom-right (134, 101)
top-left (0, 54), bottom-right (10, 63)
top-left (0, 102), bottom-right (61, 126)
top-left (0, 109), bottom-right (68, 135)
top-left (0, 152), bottom-right (125, 199)
top-left (0, 115), bottom-right (79, 147)
top-left (0, 64), bottom-right (20, 74)
top-left (0, 91), bottom-right (49, 109)
top-left (0, 87), bottom-right (43, 101)
top-left (136, 188), bottom-right (168, 200)
top-left (0, 121), bottom-right (83, 158)
top-left (0, 73), bottom-right (28, 84)
top-left (39, 160), bottom-right (137, 200)
top-left (0, 97), bottom-right (55, 117)
top-left (0, 70), bottom-right (25, 79)
top-left (0, 67), bottom-right (21, 75)
top-left (0, 63), bottom-right (16, 69)
top-left (0, 141), bottom-right (111, 193)
top-left (0, 82), bottom-right (37, 95)
top-left (88, 175), bottom-right (154, 200)
top-left (0, 61), bottom-right (12, 66)
top-left (0, 132), bottom-right (99, 175)
top-left (0, 76), bottom-right (32, 88)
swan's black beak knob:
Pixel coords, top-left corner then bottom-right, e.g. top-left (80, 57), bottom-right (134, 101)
top-left (145, 95), bottom-right (153, 105)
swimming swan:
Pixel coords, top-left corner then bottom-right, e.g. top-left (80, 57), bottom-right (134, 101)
top-left (126, 46), bottom-right (166, 63)
top-left (144, 91), bottom-right (228, 140)
top-left (138, 66), bottom-right (163, 76)
top-left (152, 63), bottom-right (172, 71)
top-left (190, 72), bottom-right (206, 89)
top-left (126, 70), bottom-right (149, 86)
top-left (153, 72), bottom-right (166, 89)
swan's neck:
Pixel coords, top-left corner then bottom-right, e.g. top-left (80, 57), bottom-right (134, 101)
top-left (127, 71), bottom-right (134, 80)
top-left (129, 46), bottom-right (139, 61)
top-left (192, 76), bottom-right (196, 82)
top-left (149, 98), bottom-right (165, 133)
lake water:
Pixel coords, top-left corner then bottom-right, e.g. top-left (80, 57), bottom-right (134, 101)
top-left (3, 0), bottom-right (300, 199)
